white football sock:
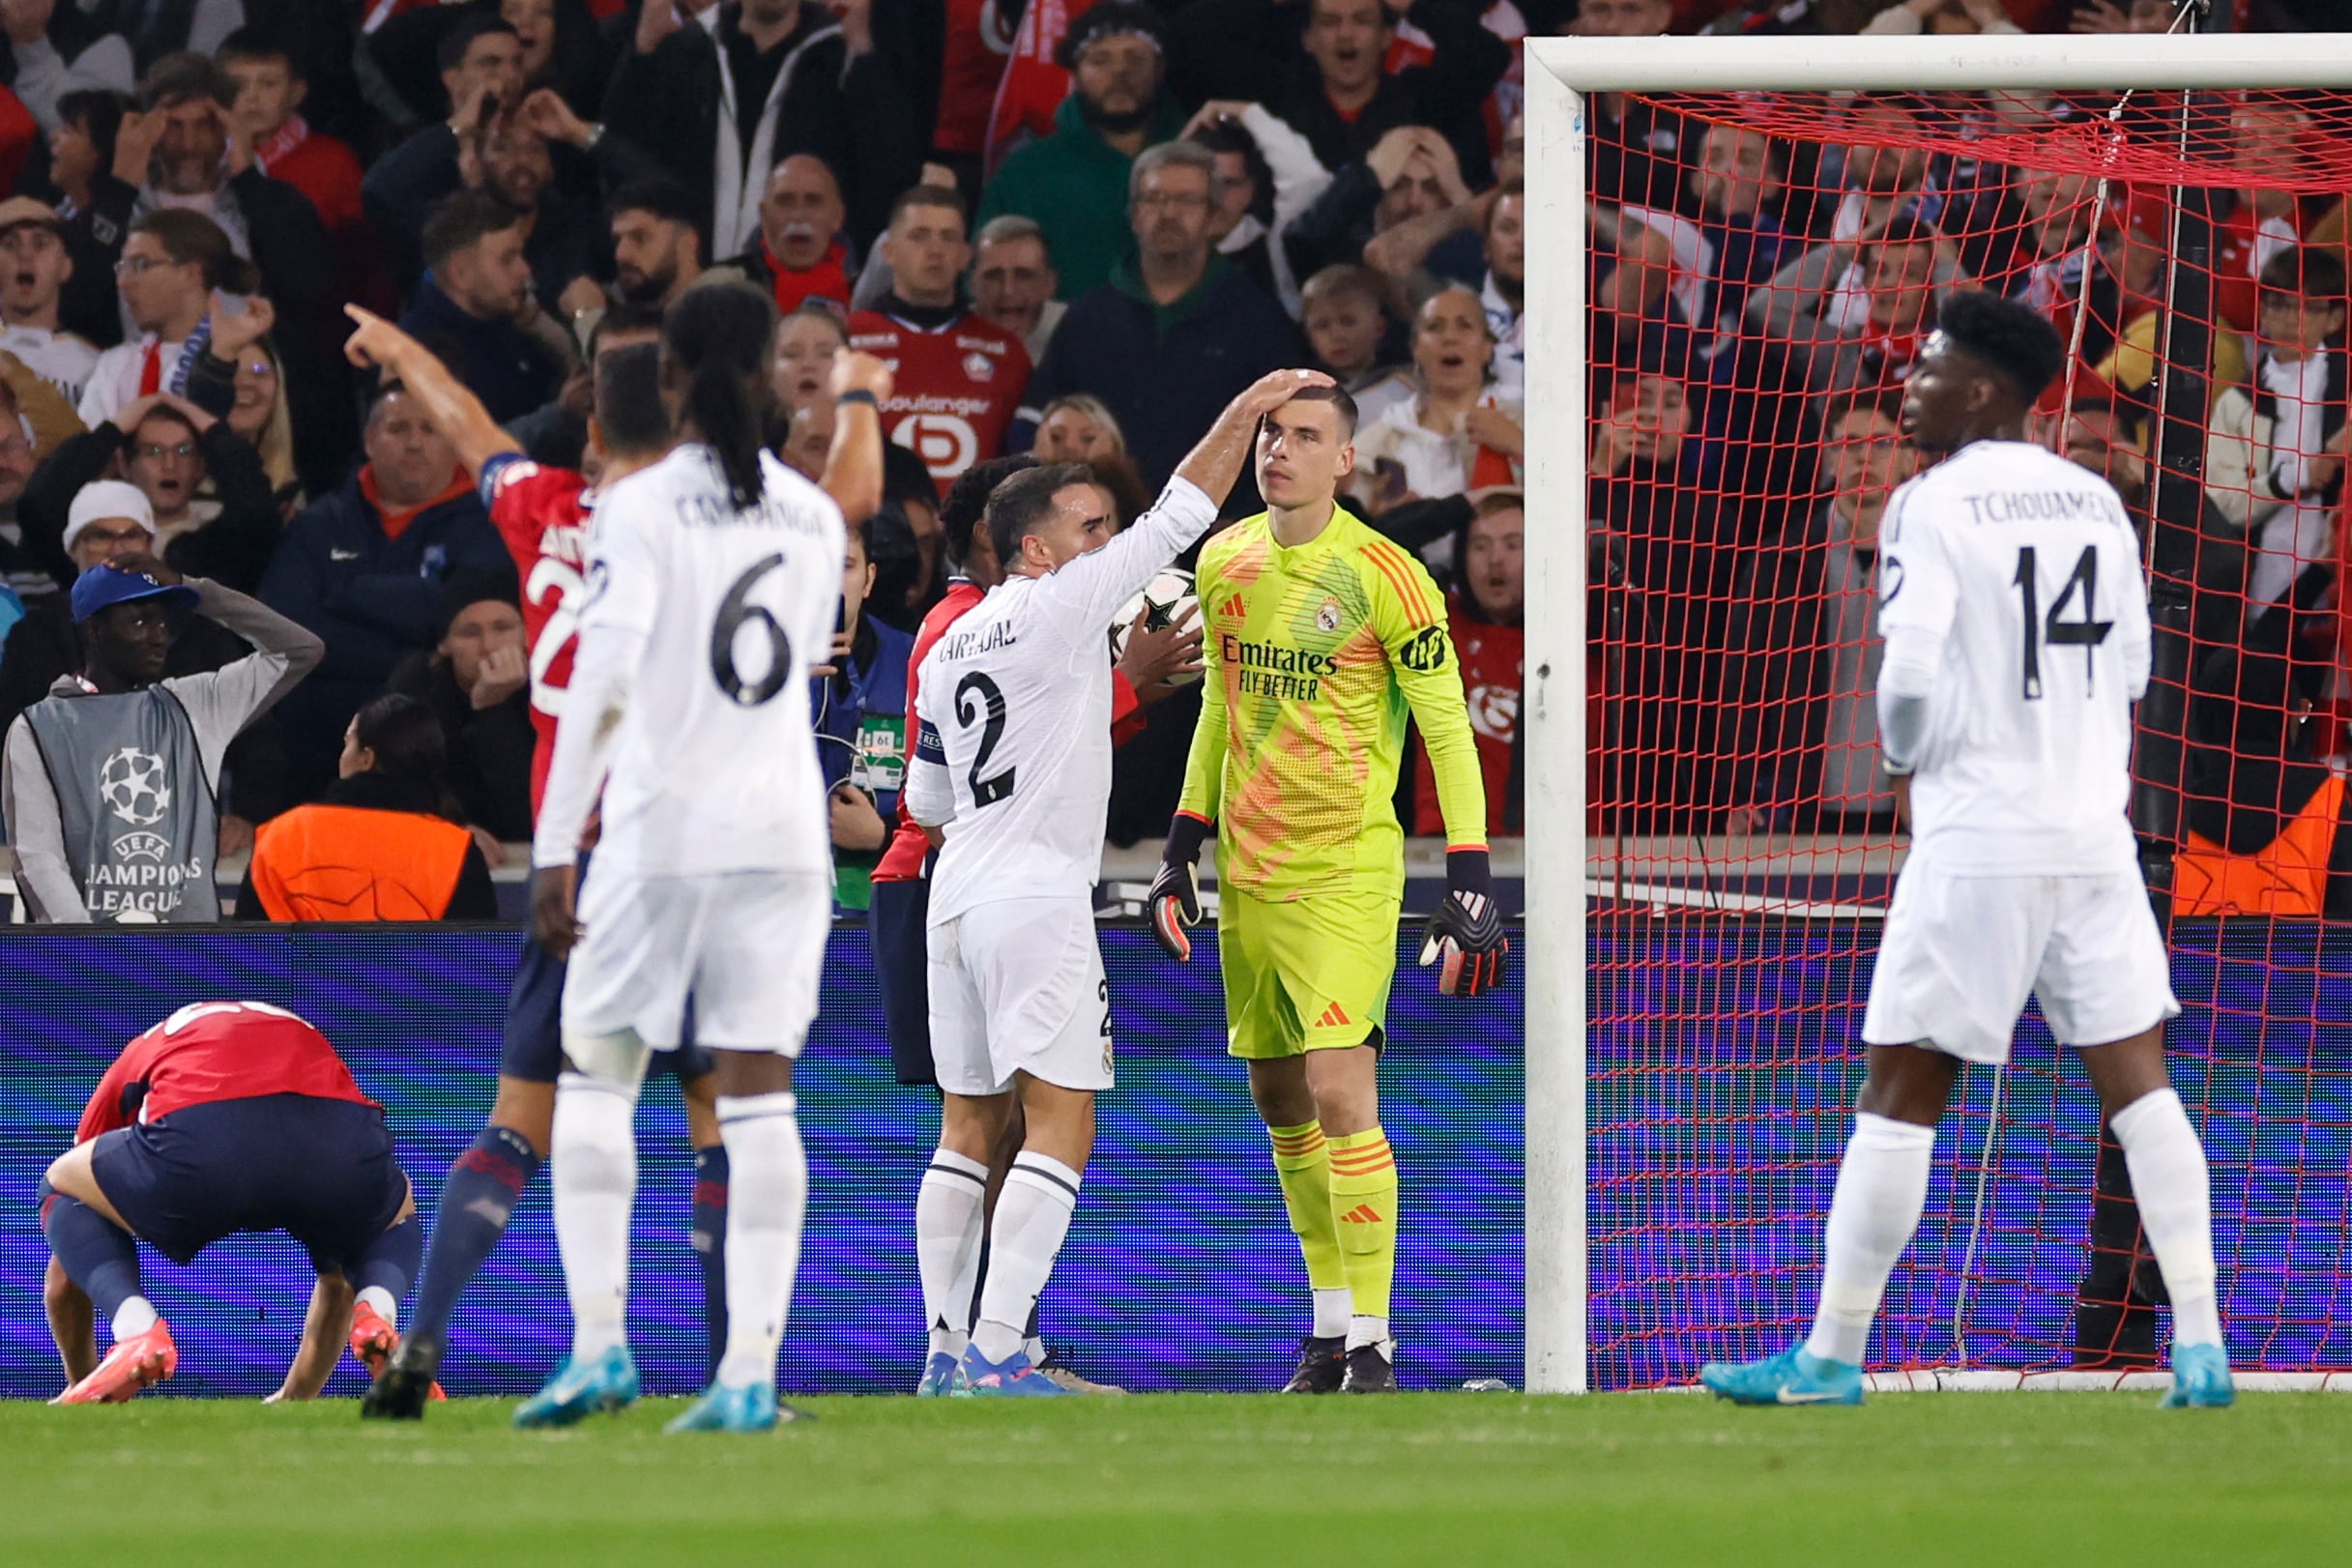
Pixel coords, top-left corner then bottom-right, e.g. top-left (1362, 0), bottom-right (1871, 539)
top-left (356, 1287), bottom-right (397, 1327)
top-left (551, 1070), bottom-right (638, 1360)
top-left (916, 1149), bottom-right (988, 1359)
top-left (714, 1092), bottom-right (807, 1389)
top-left (2109, 1089), bottom-right (2223, 1350)
top-left (972, 1152), bottom-right (1080, 1365)
top-left (111, 1297), bottom-right (158, 1341)
top-left (1347, 1314), bottom-right (1390, 1352)
top-left (1313, 1288), bottom-right (1352, 1340)
top-left (1805, 1113), bottom-right (1935, 1367)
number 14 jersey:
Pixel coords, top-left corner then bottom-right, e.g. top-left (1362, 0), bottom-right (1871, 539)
top-left (1876, 439), bottom-right (2151, 877)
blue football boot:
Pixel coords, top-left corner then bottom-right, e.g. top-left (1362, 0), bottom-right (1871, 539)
top-left (2162, 1342), bottom-right (2235, 1409)
top-left (1699, 1345), bottom-right (1864, 1407)
top-left (665, 1380), bottom-right (809, 1432)
top-left (513, 1344), bottom-right (640, 1428)
top-left (954, 1343), bottom-right (1072, 1397)
top-left (916, 1350), bottom-right (961, 1397)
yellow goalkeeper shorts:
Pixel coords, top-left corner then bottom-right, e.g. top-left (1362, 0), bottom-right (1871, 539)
top-left (1217, 885), bottom-right (1401, 1059)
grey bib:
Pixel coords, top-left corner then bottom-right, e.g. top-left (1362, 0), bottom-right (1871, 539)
top-left (24, 686), bottom-right (219, 922)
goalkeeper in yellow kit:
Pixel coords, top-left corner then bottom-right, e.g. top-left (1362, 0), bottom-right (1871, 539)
top-left (1147, 384), bottom-right (1507, 1393)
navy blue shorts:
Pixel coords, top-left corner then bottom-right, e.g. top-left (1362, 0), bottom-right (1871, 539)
top-left (501, 927), bottom-right (714, 1084)
top-left (871, 876), bottom-right (935, 1087)
top-left (89, 1095), bottom-right (408, 1271)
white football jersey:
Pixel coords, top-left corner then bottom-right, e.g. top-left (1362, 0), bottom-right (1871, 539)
top-left (1877, 440), bottom-right (2152, 876)
top-left (906, 477), bottom-right (1218, 924)
top-left (558, 444), bottom-right (844, 878)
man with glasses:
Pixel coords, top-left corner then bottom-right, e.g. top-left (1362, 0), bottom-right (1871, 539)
top-left (76, 211), bottom-right (227, 430)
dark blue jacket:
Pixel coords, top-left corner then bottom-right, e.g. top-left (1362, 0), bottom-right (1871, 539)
top-left (397, 276), bottom-right (563, 425)
top-left (1020, 257), bottom-right (1302, 492)
top-left (259, 471), bottom-right (507, 799)
top-left (814, 613), bottom-right (915, 911)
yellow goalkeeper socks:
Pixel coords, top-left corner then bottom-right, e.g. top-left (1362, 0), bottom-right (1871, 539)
top-left (1267, 1121), bottom-right (1350, 1331)
top-left (1328, 1126), bottom-right (1398, 1323)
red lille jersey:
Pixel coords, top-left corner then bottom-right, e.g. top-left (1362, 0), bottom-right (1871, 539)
top-left (76, 1002), bottom-right (376, 1144)
top-left (847, 309), bottom-right (1031, 484)
top-left (1414, 596), bottom-right (1521, 837)
top-left (480, 453), bottom-right (594, 815)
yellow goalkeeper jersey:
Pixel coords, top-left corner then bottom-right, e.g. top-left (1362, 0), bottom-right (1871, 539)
top-left (1176, 505), bottom-right (1488, 899)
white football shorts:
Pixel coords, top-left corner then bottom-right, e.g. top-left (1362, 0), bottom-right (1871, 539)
top-left (562, 869), bottom-right (829, 1056)
top-left (927, 895), bottom-right (1113, 1097)
top-left (1862, 858), bottom-right (2182, 1064)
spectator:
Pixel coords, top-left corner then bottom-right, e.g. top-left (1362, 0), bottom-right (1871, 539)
top-left (218, 29), bottom-right (369, 301)
top-left (1085, 450), bottom-right (1156, 530)
top-left (607, 176), bottom-right (715, 308)
top-left (2056, 393), bottom-right (2244, 653)
top-left (848, 184), bottom-right (1030, 486)
top-left (236, 691), bottom-right (499, 922)
top-left (0, 2), bottom-right (133, 134)
top-left (0, 375), bottom-right (48, 602)
top-left (190, 328), bottom-right (298, 513)
top-left (721, 155), bottom-right (857, 316)
top-left (863, 445), bottom-right (946, 630)
top-left (432, 14), bottom-right (526, 127)
top-left (1577, 0), bottom-right (1694, 214)
top-left (601, 0), bottom-right (923, 259)
top-left (1749, 214), bottom-right (1950, 396)
top-left (814, 513), bottom-right (915, 911)
top-left (2244, 246), bottom-right (2348, 615)
top-left (127, 53), bottom-right (292, 265)
top-left (1350, 285), bottom-right (1522, 551)
top-left (400, 190), bottom-right (563, 424)
top-left (976, 1), bottom-right (1186, 301)
top-left (1181, 100), bottom-right (1333, 319)
top-left (1687, 123), bottom-right (1796, 337)
top-left (508, 300), bottom-right (663, 474)
top-left (260, 382), bottom-right (508, 800)
top-left (1725, 391), bottom-right (1913, 834)
top-left (1862, 0), bottom-right (2023, 35)
top-left (1410, 486), bottom-right (1522, 837)
top-left (76, 208), bottom-right (226, 427)
top-left (42, 87), bottom-right (131, 347)
top-left (1481, 182), bottom-right (1524, 398)
top-left (503, 0), bottom-right (610, 119)
top-left (972, 215), bottom-right (1064, 364)
top-left (2, 551), bottom-right (322, 923)
top-left (1995, 166), bottom-right (2123, 368)
top-left (1283, 125), bottom-right (1483, 298)
top-left (384, 576), bottom-right (534, 846)
top-left (1032, 393), bottom-right (1128, 464)
top-left (1299, 262), bottom-right (1410, 421)
top-left (22, 387), bottom-right (278, 592)
top-left (0, 479), bottom-right (156, 734)
top-left (769, 299), bottom-right (849, 420)
top-left (1021, 141), bottom-right (1299, 489)
top-left (0, 196), bottom-right (99, 403)
top-left (1277, 0), bottom-right (1510, 190)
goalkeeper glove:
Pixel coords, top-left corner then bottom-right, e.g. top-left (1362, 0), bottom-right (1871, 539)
top-left (1420, 849), bottom-right (1507, 998)
top-left (1148, 812), bottom-right (1213, 961)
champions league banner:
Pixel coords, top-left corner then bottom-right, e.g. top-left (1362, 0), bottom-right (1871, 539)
top-left (0, 922), bottom-right (2341, 1398)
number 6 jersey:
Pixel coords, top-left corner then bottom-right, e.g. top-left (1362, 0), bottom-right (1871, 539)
top-left (535, 445), bottom-right (844, 879)
top-left (1876, 439), bottom-right (2152, 876)
top-left (905, 477), bottom-right (1220, 926)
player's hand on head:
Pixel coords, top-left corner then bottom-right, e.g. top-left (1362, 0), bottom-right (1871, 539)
top-left (107, 550), bottom-right (178, 585)
top-left (530, 864), bottom-right (583, 960)
top-left (1235, 367), bottom-right (1336, 420)
top-left (829, 348), bottom-right (893, 404)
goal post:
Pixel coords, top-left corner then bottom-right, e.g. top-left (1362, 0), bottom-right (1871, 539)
top-left (1524, 31), bottom-right (2352, 1396)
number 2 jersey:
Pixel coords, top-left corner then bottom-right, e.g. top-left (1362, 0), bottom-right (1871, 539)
top-left (480, 452), bottom-right (592, 814)
top-left (905, 477), bottom-right (1219, 924)
top-left (533, 445), bottom-right (845, 880)
top-left (1177, 507), bottom-right (1489, 901)
top-left (1876, 439), bottom-right (2151, 876)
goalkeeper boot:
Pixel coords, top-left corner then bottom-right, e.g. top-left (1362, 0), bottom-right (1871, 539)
top-left (1699, 1345), bottom-right (1863, 1407)
top-left (2161, 1343), bottom-right (2235, 1409)
top-left (916, 1350), bottom-right (961, 1397)
top-left (52, 1320), bottom-right (177, 1406)
top-left (1281, 1335), bottom-right (1348, 1394)
top-left (361, 1331), bottom-right (450, 1420)
top-left (665, 1381), bottom-right (810, 1433)
top-left (954, 1343), bottom-right (1071, 1397)
top-left (1038, 1345), bottom-right (1127, 1394)
top-left (1343, 1338), bottom-right (1399, 1393)
top-left (513, 1344), bottom-right (639, 1429)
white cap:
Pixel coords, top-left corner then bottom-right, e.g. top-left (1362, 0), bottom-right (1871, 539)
top-left (64, 479), bottom-right (157, 554)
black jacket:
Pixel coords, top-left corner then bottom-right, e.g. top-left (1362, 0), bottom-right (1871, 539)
top-left (20, 421), bottom-right (284, 595)
top-left (385, 649), bottom-right (535, 844)
top-left (397, 276), bottom-right (565, 426)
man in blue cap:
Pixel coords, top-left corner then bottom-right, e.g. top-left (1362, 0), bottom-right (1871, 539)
top-left (1, 553), bottom-right (321, 922)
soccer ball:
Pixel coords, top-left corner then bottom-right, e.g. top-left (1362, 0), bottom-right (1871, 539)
top-left (98, 746), bottom-right (170, 827)
top-left (1109, 567), bottom-right (1203, 686)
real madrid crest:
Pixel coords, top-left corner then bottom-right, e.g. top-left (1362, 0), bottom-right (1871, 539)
top-left (1316, 598), bottom-right (1342, 633)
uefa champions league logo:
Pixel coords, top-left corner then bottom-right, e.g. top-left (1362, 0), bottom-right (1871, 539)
top-left (98, 745), bottom-right (170, 827)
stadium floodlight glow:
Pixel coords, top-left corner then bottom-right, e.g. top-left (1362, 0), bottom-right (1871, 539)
top-left (1523, 30), bottom-right (2352, 1398)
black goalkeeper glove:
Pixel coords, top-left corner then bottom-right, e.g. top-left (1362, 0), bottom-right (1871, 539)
top-left (1148, 812), bottom-right (1213, 961)
top-left (1420, 849), bottom-right (1507, 998)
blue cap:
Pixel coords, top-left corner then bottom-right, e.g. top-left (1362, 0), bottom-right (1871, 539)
top-left (71, 563), bottom-right (199, 624)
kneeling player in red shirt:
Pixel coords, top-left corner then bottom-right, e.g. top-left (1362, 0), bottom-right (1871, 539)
top-left (42, 1002), bottom-right (422, 1405)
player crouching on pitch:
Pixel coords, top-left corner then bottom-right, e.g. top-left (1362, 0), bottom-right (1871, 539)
top-left (904, 368), bottom-right (1334, 1396)
top-left (42, 1002), bottom-right (424, 1405)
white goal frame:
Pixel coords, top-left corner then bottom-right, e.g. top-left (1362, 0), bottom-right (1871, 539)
top-left (1523, 31), bottom-right (2352, 1396)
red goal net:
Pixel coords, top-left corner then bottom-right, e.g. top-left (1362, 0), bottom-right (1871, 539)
top-left (1583, 81), bottom-right (2352, 1389)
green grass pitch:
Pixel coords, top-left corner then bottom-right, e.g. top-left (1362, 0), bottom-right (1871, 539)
top-left (5, 1393), bottom-right (2348, 1566)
